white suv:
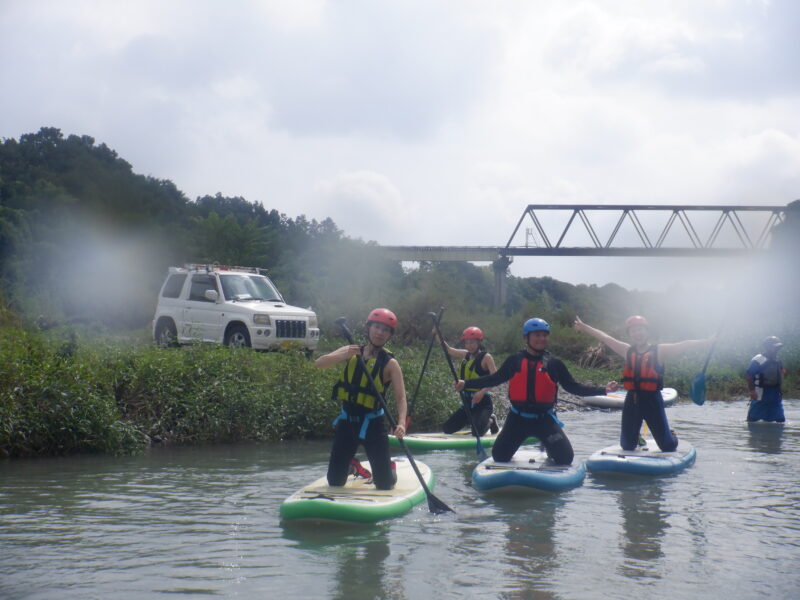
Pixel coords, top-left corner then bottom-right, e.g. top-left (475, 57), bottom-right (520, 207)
top-left (152, 264), bottom-right (320, 352)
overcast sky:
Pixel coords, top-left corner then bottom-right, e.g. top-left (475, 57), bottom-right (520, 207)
top-left (1, 0), bottom-right (798, 291)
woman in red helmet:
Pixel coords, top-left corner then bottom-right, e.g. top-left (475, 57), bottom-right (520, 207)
top-left (315, 308), bottom-right (407, 490)
top-left (437, 326), bottom-right (499, 436)
top-left (573, 314), bottom-right (715, 452)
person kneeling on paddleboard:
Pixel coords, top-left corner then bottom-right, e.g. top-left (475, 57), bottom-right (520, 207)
top-left (573, 315), bottom-right (715, 452)
top-left (315, 308), bottom-right (408, 490)
top-left (745, 336), bottom-right (787, 423)
top-left (455, 318), bottom-right (617, 465)
top-left (437, 326), bottom-right (499, 436)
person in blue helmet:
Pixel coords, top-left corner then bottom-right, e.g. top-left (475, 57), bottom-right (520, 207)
top-left (455, 318), bottom-right (618, 465)
top-left (746, 336), bottom-right (786, 423)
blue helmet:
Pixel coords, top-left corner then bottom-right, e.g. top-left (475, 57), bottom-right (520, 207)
top-left (522, 318), bottom-right (550, 335)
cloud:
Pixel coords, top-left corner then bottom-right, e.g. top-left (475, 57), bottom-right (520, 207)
top-left (2, 0), bottom-right (800, 292)
top-left (314, 170), bottom-right (410, 243)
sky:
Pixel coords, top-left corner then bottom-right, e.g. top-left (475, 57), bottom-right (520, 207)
top-left (1, 0), bottom-right (799, 292)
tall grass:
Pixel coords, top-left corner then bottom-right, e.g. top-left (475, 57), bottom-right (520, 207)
top-left (1, 324), bottom-right (794, 458)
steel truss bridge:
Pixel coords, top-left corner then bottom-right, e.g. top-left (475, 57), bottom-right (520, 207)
top-left (377, 204), bottom-right (788, 306)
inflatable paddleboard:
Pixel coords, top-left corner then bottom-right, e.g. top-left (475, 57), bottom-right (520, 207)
top-left (586, 438), bottom-right (696, 476)
top-left (580, 387), bottom-right (678, 409)
top-left (389, 430), bottom-right (539, 451)
top-left (280, 456), bottom-right (433, 524)
top-left (389, 430), bottom-right (497, 450)
top-left (472, 449), bottom-right (586, 493)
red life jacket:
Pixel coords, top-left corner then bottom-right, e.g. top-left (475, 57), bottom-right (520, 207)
top-left (508, 353), bottom-right (558, 410)
top-left (622, 345), bottom-right (663, 391)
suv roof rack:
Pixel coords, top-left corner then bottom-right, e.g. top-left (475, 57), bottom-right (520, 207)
top-left (180, 263), bottom-right (269, 275)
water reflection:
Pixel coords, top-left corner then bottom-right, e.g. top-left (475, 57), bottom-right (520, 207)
top-left (604, 480), bottom-right (668, 580)
top-left (282, 523), bottom-right (397, 600)
top-left (746, 422), bottom-right (785, 454)
top-left (494, 494), bottom-right (566, 599)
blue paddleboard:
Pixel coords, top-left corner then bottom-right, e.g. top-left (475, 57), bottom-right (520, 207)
top-left (586, 438), bottom-right (696, 476)
top-left (472, 449), bottom-right (586, 493)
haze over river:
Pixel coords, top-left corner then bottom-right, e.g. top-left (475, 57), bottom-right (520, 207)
top-left (2, 401), bottom-right (798, 599)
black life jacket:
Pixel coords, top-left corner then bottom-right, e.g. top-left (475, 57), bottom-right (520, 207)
top-left (752, 354), bottom-right (783, 388)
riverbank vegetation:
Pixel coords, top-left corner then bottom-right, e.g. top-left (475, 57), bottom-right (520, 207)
top-left (2, 316), bottom-right (793, 458)
top-left (1, 128), bottom-right (798, 457)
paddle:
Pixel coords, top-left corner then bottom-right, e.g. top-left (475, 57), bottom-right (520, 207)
top-left (335, 317), bottom-right (454, 515)
top-left (405, 307), bottom-right (444, 430)
top-left (430, 311), bottom-right (489, 461)
top-left (690, 333), bottom-right (720, 406)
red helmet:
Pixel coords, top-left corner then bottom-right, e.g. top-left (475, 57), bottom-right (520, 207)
top-left (461, 326), bottom-right (484, 340)
top-left (366, 308), bottom-right (398, 332)
top-left (625, 315), bottom-right (649, 330)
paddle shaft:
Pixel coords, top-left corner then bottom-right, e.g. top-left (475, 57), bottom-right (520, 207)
top-left (700, 337), bottom-right (718, 374)
top-left (336, 319), bottom-right (454, 514)
top-left (405, 307), bottom-right (444, 428)
top-left (431, 314), bottom-right (488, 460)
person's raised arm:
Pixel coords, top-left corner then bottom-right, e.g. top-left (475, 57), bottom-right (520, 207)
top-left (385, 358), bottom-right (408, 438)
top-left (433, 330), bottom-right (467, 360)
top-left (314, 345), bottom-right (360, 369)
top-left (658, 336), bottom-right (716, 362)
top-left (573, 315), bottom-right (629, 357)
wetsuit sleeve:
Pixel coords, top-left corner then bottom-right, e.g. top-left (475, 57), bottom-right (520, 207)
top-left (464, 354), bottom-right (522, 389)
top-left (547, 358), bottom-right (605, 396)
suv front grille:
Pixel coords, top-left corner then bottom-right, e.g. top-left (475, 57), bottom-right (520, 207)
top-left (276, 320), bottom-right (307, 339)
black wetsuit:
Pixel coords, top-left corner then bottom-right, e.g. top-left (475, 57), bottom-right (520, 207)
top-left (465, 350), bottom-right (604, 465)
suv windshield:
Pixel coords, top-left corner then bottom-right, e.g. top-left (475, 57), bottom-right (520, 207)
top-left (219, 274), bottom-right (283, 302)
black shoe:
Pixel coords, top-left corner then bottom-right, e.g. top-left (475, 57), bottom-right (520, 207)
top-left (489, 414), bottom-right (499, 434)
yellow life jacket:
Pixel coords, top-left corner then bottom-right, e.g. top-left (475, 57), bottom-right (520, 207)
top-left (332, 347), bottom-right (393, 413)
top-left (459, 351), bottom-right (489, 393)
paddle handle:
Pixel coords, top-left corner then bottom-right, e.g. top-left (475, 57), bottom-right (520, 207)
top-left (406, 307), bottom-right (444, 427)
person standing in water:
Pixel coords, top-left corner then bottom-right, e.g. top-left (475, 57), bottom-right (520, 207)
top-left (315, 308), bottom-right (407, 490)
top-left (573, 315), bottom-right (715, 452)
top-left (746, 336), bottom-right (786, 423)
top-left (455, 318), bottom-right (617, 465)
top-left (437, 326), bottom-right (499, 436)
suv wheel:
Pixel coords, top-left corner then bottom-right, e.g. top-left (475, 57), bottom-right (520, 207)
top-left (224, 324), bottom-right (251, 348)
top-left (155, 320), bottom-right (178, 348)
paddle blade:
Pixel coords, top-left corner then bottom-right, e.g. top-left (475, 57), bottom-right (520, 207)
top-left (427, 492), bottom-right (455, 515)
top-left (476, 439), bottom-right (488, 461)
top-left (690, 372), bottom-right (706, 406)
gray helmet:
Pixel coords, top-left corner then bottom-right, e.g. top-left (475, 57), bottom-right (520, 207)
top-left (762, 336), bottom-right (784, 352)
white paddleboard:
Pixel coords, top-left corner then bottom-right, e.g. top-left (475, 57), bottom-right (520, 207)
top-left (581, 387), bottom-right (678, 409)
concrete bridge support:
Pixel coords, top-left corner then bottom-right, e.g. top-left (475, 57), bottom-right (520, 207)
top-left (492, 256), bottom-right (513, 309)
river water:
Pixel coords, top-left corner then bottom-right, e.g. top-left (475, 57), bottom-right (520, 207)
top-left (1, 400), bottom-right (798, 600)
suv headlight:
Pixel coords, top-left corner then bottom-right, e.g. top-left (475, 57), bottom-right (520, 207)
top-left (308, 315), bottom-right (318, 328)
top-left (253, 314), bottom-right (271, 325)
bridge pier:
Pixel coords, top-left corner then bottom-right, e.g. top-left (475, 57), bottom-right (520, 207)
top-left (492, 256), bottom-right (512, 309)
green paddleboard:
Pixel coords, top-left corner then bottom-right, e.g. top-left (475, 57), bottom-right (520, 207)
top-left (280, 456), bottom-right (433, 524)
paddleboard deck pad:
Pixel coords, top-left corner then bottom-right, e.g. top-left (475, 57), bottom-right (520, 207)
top-left (472, 449), bottom-right (586, 493)
top-left (580, 387), bottom-right (678, 409)
top-left (280, 456), bottom-right (433, 523)
top-left (586, 439), bottom-right (696, 476)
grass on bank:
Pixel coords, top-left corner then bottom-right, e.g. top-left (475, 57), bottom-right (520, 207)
top-left (0, 326), bottom-right (794, 458)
